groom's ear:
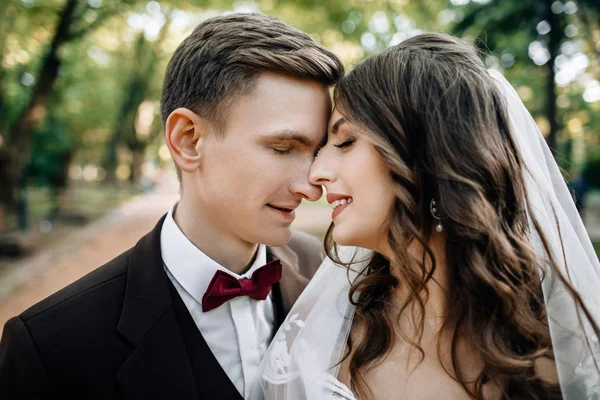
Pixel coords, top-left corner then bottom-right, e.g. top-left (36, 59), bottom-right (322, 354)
top-left (165, 108), bottom-right (210, 173)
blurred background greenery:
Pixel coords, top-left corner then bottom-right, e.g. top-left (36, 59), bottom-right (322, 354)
top-left (0, 0), bottom-right (599, 253)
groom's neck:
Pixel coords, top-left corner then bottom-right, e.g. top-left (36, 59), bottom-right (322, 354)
top-left (173, 198), bottom-right (259, 275)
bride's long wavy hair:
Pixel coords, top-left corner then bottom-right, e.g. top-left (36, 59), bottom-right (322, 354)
top-left (325, 33), bottom-right (600, 399)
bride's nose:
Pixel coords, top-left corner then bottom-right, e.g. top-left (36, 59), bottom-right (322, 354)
top-left (309, 153), bottom-right (336, 186)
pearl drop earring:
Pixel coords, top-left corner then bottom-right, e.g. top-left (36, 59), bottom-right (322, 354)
top-left (430, 198), bottom-right (444, 232)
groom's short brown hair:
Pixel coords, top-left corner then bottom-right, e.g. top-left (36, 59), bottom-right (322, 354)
top-left (160, 12), bottom-right (344, 129)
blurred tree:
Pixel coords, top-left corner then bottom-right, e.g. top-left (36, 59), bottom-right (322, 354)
top-left (450, 0), bottom-right (599, 158)
top-left (0, 2), bottom-right (18, 137)
top-left (577, 0), bottom-right (600, 78)
top-left (1, 0), bottom-right (139, 228)
top-left (13, 0), bottom-right (588, 231)
top-left (6, 0), bottom-right (140, 164)
top-left (103, 13), bottom-right (172, 184)
top-left (582, 154), bottom-right (600, 188)
top-left (26, 112), bottom-right (72, 221)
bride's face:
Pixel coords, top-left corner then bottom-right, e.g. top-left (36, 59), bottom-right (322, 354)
top-left (309, 109), bottom-right (396, 252)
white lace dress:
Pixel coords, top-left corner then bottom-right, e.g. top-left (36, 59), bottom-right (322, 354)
top-left (323, 377), bottom-right (358, 400)
top-left (262, 311), bottom-right (359, 400)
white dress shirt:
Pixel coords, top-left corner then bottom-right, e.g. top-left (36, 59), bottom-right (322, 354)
top-left (160, 203), bottom-right (275, 400)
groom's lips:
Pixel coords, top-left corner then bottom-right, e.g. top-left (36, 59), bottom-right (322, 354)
top-left (267, 204), bottom-right (297, 222)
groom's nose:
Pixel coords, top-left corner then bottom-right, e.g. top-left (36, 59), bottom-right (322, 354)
top-left (290, 162), bottom-right (323, 202)
top-left (291, 177), bottom-right (323, 202)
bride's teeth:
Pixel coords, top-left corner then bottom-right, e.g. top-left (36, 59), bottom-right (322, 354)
top-left (331, 198), bottom-right (353, 209)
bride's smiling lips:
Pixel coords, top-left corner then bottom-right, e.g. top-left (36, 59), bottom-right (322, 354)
top-left (327, 193), bottom-right (353, 220)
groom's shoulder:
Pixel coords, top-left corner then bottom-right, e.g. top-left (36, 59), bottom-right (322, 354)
top-left (287, 230), bottom-right (324, 272)
top-left (288, 230), bottom-right (322, 255)
top-left (19, 248), bottom-right (133, 322)
top-left (17, 215), bottom-right (167, 324)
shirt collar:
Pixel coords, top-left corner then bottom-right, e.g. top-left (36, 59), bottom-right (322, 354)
top-left (160, 202), bottom-right (267, 307)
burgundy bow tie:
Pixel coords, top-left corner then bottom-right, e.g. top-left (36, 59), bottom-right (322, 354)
top-left (201, 259), bottom-right (282, 312)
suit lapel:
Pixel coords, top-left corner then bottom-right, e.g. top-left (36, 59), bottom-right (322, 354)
top-left (115, 216), bottom-right (198, 399)
top-left (168, 279), bottom-right (243, 399)
top-left (116, 309), bottom-right (198, 399)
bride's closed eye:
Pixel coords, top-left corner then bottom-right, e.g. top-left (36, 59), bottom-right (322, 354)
top-left (313, 137), bottom-right (355, 158)
top-left (334, 139), bottom-right (355, 149)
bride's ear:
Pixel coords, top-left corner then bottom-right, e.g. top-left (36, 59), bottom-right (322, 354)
top-left (165, 108), bottom-right (210, 173)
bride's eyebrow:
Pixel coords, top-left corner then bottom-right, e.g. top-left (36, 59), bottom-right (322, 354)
top-left (329, 117), bottom-right (347, 135)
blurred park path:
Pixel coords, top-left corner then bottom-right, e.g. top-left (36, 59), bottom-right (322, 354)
top-left (0, 178), bottom-right (332, 334)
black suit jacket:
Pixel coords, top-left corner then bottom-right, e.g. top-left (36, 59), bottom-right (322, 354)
top-left (0, 216), bottom-right (323, 399)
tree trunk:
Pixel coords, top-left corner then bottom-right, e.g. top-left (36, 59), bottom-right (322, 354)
top-left (103, 27), bottom-right (168, 183)
top-left (47, 149), bottom-right (74, 221)
top-left (129, 149), bottom-right (144, 186)
top-left (103, 125), bottom-right (125, 183)
top-left (7, 0), bottom-right (78, 167)
top-left (0, 2), bottom-right (17, 137)
top-left (1, 0), bottom-right (79, 221)
top-left (0, 148), bottom-right (15, 231)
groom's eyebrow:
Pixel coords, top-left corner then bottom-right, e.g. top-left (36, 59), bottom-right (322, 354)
top-left (262, 130), bottom-right (316, 148)
top-left (329, 117), bottom-right (346, 135)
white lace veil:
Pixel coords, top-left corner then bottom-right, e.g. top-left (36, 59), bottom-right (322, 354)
top-left (259, 69), bottom-right (600, 399)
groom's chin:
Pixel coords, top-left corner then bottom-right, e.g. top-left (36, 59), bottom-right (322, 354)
top-left (258, 227), bottom-right (292, 247)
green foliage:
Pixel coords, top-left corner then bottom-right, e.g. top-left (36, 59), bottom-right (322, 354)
top-left (448, 0), bottom-right (599, 174)
top-left (0, 0), bottom-right (385, 179)
top-left (26, 115), bottom-right (71, 187)
top-left (583, 151), bottom-right (600, 189)
top-left (1, 0), bottom-right (598, 193)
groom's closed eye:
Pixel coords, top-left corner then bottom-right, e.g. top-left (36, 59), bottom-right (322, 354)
top-left (265, 140), bottom-right (299, 156)
top-left (271, 146), bottom-right (293, 155)
top-left (260, 130), bottom-right (320, 156)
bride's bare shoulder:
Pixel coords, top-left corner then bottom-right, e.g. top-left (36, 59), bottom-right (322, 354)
top-left (535, 357), bottom-right (559, 385)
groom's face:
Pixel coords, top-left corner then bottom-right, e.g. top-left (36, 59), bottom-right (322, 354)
top-left (194, 72), bottom-right (329, 246)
